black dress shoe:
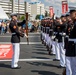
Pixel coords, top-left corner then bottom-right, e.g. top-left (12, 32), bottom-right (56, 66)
top-left (53, 59), bottom-right (60, 61)
top-left (58, 65), bottom-right (65, 68)
top-left (50, 54), bottom-right (55, 56)
top-left (11, 66), bottom-right (21, 69)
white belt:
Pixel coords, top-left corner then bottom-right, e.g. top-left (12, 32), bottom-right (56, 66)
top-left (65, 35), bottom-right (69, 38)
top-left (59, 33), bottom-right (66, 36)
top-left (43, 27), bottom-right (45, 28)
top-left (49, 29), bottom-right (53, 31)
top-left (59, 33), bottom-right (62, 35)
top-left (51, 36), bottom-right (56, 39)
top-left (54, 32), bottom-right (58, 34)
top-left (69, 39), bottom-right (76, 43)
top-left (46, 27), bottom-right (50, 29)
top-left (12, 33), bottom-right (16, 35)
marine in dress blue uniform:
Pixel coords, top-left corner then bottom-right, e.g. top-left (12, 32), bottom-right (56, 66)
top-left (65, 10), bottom-right (76, 75)
top-left (9, 13), bottom-right (25, 69)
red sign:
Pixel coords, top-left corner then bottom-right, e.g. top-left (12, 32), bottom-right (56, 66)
top-left (49, 6), bottom-right (54, 18)
top-left (0, 44), bottom-right (13, 59)
top-left (62, 1), bottom-right (68, 14)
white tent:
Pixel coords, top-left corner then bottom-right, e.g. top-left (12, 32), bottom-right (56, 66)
top-left (0, 6), bottom-right (9, 20)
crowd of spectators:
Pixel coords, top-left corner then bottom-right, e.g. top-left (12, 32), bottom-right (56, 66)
top-left (0, 20), bottom-right (40, 35)
top-left (29, 21), bottom-right (40, 32)
top-left (0, 20), bottom-right (10, 35)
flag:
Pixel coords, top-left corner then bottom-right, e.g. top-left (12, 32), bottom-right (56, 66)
top-left (62, 1), bottom-right (68, 14)
top-left (49, 6), bottom-right (54, 18)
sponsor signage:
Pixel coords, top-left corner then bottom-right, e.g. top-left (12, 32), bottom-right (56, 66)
top-left (49, 6), bottom-right (54, 18)
top-left (0, 44), bottom-right (13, 59)
top-left (62, 1), bottom-right (68, 14)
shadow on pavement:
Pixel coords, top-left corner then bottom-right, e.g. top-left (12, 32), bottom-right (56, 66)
top-left (26, 62), bottom-right (59, 68)
top-left (32, 56), bottom-right (50, 59)
top-left (0, 63), bottom-right (11, 69)
top-left (32, 52), bottom-right (47, 55)
top-left (31, 70), bottom-right (59, 75)
top-left (33, 48), bottom-right (46, 51)
top-left (35, 46), bottom-right (45, 48)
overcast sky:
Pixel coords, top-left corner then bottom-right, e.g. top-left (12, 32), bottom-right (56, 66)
top-left (24, 0), bottom-right (76, 17)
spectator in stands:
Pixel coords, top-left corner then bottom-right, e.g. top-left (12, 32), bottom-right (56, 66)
top-left (1, 21), bottom-right (5, 35)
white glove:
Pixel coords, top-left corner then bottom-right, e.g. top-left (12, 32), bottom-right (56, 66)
top-left (63, 33), bottom-right (66, 36)
top-left (51, 36), bottom-right (55, 39)
top-left (24, 33), bottom-right (28, 38)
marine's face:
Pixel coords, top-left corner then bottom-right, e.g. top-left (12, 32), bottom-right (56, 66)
top-left (12, 16), bottom-right (17, 20)
top-left (56, 18), bottom-right (60, 22)
top-left (61, 17), bottom-right (66, 22)
top-left (66, 16), bottom-right (71, 21)
top-left (71, 11), bottom-right (76, 20)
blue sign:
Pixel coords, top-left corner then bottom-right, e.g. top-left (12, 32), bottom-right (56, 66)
top-left (40, 15), bottom-right (43, 20)
top-left (29, 2), bottom-right (40, 4)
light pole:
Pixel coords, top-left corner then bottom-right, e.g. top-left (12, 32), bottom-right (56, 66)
top-left (8, 0), bottom-right (10, 14)
top-left (12, 0), bottom-right (15, 13)
top-left (18, 0), bottom-right (20, 14)
top-left (18, 0), bottom-right (20, 20)
top-left (40, 6), bottom-right (42, 20)
top-left (57, 9), bottom-right (59, 16)
top-left (40, 6), bottom-right (41, 15)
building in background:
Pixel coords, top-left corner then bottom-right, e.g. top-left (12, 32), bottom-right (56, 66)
top-left (25, 2), bottom-right (31, 15)
top-left (0, 0), bottom-right (45, 20)
top-left (0, 0), bottom-right (25, 16)
top-left (0, 0), bottom-right (12, 14)
top-left (45, 6), bottom-right (50, 16)
top-left (30, 2), bottom-right (45, 16)
top-left (25, 2), bottom-right (31, 16)
top-left (30, 2), bottom-right (45, 20)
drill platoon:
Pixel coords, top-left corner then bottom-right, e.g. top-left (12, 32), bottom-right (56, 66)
top-left (41, 9), bottom-right (76, 75)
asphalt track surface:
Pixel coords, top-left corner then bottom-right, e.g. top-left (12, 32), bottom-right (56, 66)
top-left (0, 32), bottom-right (64, 75)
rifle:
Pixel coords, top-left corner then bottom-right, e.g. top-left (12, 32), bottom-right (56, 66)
top-left (62, 68), bottom-right (66, 75)
top-left (25, 13), bottom-right (29, 45)
top-left (52, 13), bottom-right (55, 28)
top-left (52, 13), bottom-right (55, 36)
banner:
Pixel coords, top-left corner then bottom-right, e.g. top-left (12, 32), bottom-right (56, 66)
top-left (0, 44), bottom-right (13, 59)
top-left (40, 15), bottom-right (43, 20)
top-left (62, 1), bottom-right (68, 14)
top-left (49, 6), bottom-right (54, 18)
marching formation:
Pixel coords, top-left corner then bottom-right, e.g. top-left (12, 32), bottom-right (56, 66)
top-left (40, 9), bottom-right (76, 75)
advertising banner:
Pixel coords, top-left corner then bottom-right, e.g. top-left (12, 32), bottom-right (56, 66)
top-left (0, 44), bottom-right (13, 59)
top-left (49, 6), bottom-right (54, 18)
top-left (62, 1), bottom-right (68, 14)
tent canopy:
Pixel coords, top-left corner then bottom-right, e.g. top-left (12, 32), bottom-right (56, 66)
top-left (0, 6), bottom-right (9, 20)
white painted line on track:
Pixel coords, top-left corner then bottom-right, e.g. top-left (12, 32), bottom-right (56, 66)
top-left (19, 59), bottom-right (53, 62)
top-left (28, 32), bottom-right (40, 34)
top-left (0, 36), bottom-right (40, 37)
top-left (0, 32), bottom-right (40, 36)
top-left (0, 36), bottom-right (11, 37)
top-left (0, 42), bottom-right (41, 44)
top-left (0, 58), bottom-right (53, 62)
top-left (20, 42), bottom-right (41, 44)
